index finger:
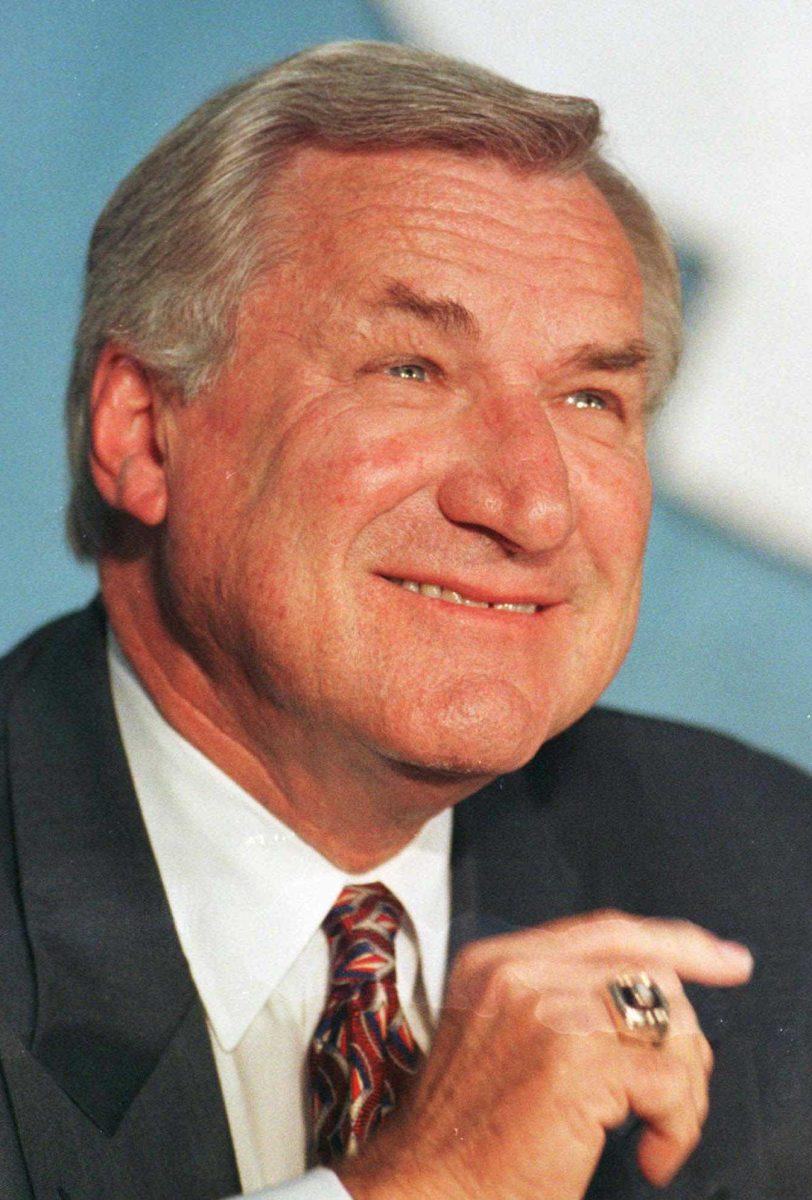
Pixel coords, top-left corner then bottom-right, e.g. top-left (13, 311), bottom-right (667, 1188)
top-left (574, 912), bottom-right (754, 987)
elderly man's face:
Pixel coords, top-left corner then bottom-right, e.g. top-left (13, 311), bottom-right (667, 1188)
top-left (160, 147), bottom-right (651, 780)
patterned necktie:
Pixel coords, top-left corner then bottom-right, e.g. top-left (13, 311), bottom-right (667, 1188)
top-left (307, 882), bottom-right (423, 1164)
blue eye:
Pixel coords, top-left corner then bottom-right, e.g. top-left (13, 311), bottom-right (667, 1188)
top-left (564, 391), bottom-right (608, 410)
top-left (387, 363), bottom-right (429, 382)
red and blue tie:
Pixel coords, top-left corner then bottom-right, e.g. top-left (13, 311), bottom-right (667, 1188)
top-left (307, 882), bottom-right (423, 1164)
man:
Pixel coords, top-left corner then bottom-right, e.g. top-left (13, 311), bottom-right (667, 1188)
top-left (0, 40), bottom-right (808, 1200)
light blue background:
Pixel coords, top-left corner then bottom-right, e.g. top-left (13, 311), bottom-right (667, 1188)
top-left (2, 1), bottom-right (809, 769)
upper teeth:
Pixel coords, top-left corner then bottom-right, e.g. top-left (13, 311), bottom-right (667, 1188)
top-left (394, 579), bottom-right (539, 613)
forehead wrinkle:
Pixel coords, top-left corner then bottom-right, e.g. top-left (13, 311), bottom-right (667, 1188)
top-left (285, 178), bottom-right (637, 296)
top-left (325, 201), bottom-right (626, 260)
top-left (343, 212), bottom-right (635, 280)
top-left (279, 148), bottom-right (637, 269)
top-left (313, 159), bottom-right (620, 239)
top-left (299, 181), bottom-right (628, 249)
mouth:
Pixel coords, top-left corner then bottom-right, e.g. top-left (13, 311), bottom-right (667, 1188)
top-left (382, 575), bottom-right (542, 614)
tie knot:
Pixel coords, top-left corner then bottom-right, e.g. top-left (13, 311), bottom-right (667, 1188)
top-left (322, 882), bottom-right (405, 987)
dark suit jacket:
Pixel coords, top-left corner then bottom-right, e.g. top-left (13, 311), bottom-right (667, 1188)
top-left (0, 601), bottom-right (809, 1200)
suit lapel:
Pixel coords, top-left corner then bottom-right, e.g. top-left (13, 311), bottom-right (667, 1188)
top-left (450, 755), bottom-right (586, 960)
top-left (5, 601), bottom-right (239, 1194)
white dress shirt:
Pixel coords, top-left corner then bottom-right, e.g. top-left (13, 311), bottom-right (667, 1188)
top-left (107, 635), bottom-right (452, 1200)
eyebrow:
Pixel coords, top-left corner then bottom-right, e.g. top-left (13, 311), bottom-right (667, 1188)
top-left (374, 280), bottom-right (481, 339)
top-left (373, 281), bottom-right (651, 375)
top-left (559, 339), bottom-right (653, 374)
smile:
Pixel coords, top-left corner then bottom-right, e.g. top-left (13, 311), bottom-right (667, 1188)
top-left (388, 577), bottom-right (540, 614)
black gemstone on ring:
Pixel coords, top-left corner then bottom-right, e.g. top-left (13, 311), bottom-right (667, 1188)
top-left (609, 973), bottom-right (670, 1041)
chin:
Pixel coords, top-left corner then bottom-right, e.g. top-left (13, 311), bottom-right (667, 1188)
top-left (392, 741), bottom-right (539, 783)
top-left (372, 675), bottom-right (555, 782)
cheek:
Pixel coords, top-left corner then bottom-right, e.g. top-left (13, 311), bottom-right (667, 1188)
top-left (167, 405), bottom-right (441, 624)
top-left (165, 398), bottom-right (262, 522)
top-left (162, 450), bottom-right (239, 569)
top-left (571, 448), bottom-right (652, 572)
top-left (268, 406), bottom-right (441, 529)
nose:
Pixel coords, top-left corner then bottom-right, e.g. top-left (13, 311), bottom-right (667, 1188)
top-left (436, 397), bottom-right (576, 555)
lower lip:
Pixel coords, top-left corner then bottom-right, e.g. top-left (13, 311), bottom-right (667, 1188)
top-left (376, 576), bottom-right (554, 621)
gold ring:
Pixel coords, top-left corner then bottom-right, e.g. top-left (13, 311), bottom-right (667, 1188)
top-left (607, 971), bottom-right (670, 1046)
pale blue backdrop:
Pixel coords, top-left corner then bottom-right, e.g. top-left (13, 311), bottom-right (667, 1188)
top-left (2, 0), bottom-right (809, 769)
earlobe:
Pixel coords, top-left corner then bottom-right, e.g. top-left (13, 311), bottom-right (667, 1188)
top-left (89, 344), bottom-right (169, 528)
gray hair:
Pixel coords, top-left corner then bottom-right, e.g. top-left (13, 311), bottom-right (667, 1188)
top-left (66, 40), bottom-right (681, 559)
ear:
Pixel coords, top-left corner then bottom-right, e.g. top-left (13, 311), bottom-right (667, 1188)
top-left (89, 344), bottom-right (169, 528)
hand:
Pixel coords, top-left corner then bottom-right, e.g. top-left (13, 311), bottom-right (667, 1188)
top-left (336, 910), bottom-right (753, 1200)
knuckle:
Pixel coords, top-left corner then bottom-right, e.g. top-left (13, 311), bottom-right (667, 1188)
top-left (445, 942), bottom-right (495, 1009)
top-left (646, 1052), bottom-right (694, 1112)
top-left (591, 907), bottom-right (637, 927)
top-left (669, 917), bottom-right (707, 942)
top-left (452, 941), bottom-right (486, 978)
top-left (449, 952), bottom-right (527, 1011)
top-left (662, 1058), bottom-right (692, 1109)
top-left (580, 908), bottom-right (641, 948)
top-left (486, 958), bottom-right (525, 1001)
top-left (653, 966), bottom-right (683, 1000)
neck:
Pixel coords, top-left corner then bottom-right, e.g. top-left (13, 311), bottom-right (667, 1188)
top-left (100, 556), bottom-right (490, 872)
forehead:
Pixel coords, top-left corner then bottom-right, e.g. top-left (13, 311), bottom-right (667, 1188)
top-left (251, 147), bottom-right (638, 360)
top-left (273, 145), bottom-right (641, 311)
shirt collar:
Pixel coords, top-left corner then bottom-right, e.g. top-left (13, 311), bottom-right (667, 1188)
top-left (107, 633), bottom-right (452, 1052)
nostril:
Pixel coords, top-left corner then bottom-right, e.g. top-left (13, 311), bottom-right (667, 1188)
top-left (436, 441), bottom-right (575, 556)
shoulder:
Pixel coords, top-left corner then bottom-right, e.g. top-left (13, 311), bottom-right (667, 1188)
top-left (0, 599), bottom-right (108, 852)
top-left (0, 600), bottom-right (108, 820)
top-left (524, 705), bottom-right (810, 922)
top-left (0, 601), bottom-right (108, 1039)
top-left (544, 704), bottom-right (809, 819)
top-left (0, 600), bottom-right (106, 710)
